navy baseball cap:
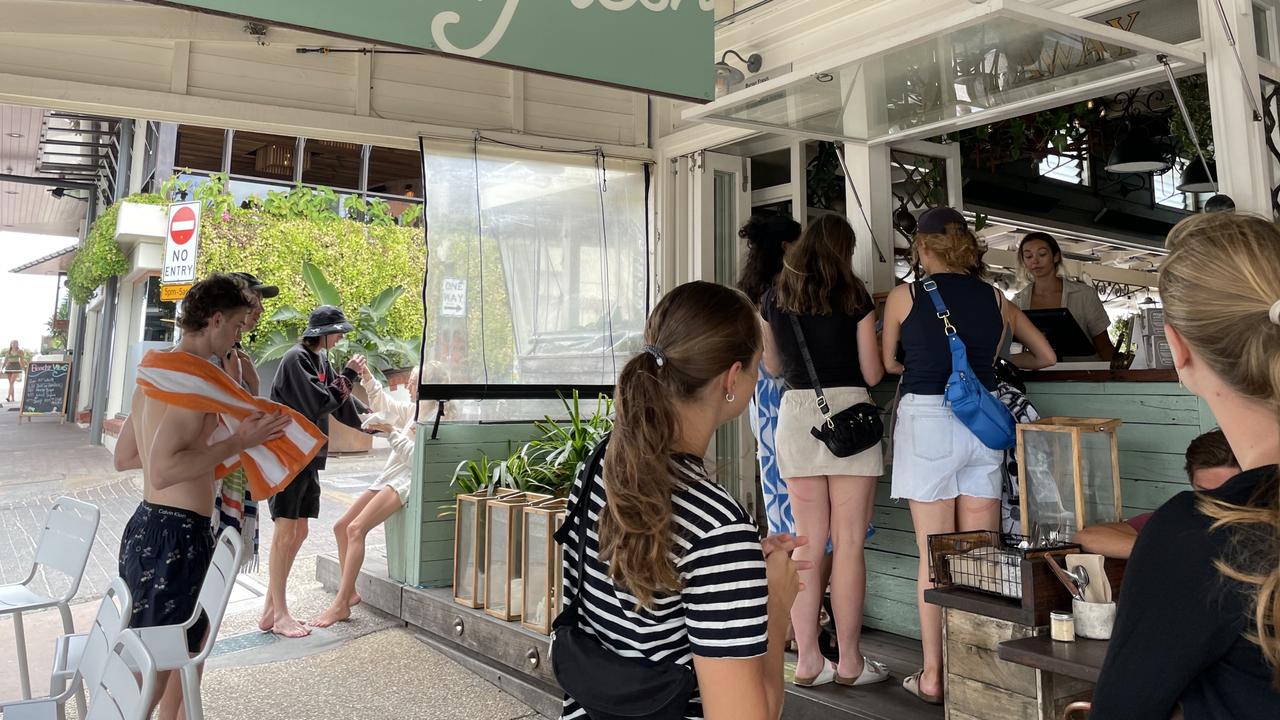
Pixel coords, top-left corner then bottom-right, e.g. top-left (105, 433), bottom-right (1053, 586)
top-left (231, 272), bottom-right (279, 299)
top-left (917, 207), bottom-right (969, 234)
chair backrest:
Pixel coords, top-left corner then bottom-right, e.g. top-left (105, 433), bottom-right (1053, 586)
top-left (78, 577), bottom-right (133, 693)
top-left (32, 497), bottom-right (100, 601)
top-left (190, 529), bottom-right (244, 662)
top-left (85, 630), bottom-right (156, 720)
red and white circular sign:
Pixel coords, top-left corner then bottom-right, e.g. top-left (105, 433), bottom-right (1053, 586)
top-left (169, 206), bottom-right (197, 245)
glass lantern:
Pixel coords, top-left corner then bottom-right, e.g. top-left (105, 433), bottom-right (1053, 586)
top-left (522, 498), bottom-right (568, 635)
top-left (485, 492), bottom-right (534, 620)
top-left (1017, 417), bottom-right (1123, 542)
top-left (453, 488), bottom-right (519, 608)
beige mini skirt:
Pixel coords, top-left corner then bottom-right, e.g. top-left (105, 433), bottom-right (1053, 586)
top-left (776, 386), bottom-right (885, 479)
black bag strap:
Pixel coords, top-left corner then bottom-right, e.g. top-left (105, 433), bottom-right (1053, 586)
top-left (788, 314), bottom-right (834, 427)
top-left (555, 435), bottom-right (611, 612)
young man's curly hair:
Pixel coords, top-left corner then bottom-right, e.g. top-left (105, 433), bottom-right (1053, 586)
top-left (177, 274), bottom-right (252, 332)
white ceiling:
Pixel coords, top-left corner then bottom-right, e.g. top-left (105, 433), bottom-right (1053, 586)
top-left (0, 104), bottom-right (92, 237)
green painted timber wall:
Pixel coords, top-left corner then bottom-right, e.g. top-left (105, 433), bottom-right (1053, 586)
top-left (864, 380), bottom-right (1211, 640)
top-left (399, 382), bottom-right (1210, 638)
top-left (396, 422), bottom-right (543, 588)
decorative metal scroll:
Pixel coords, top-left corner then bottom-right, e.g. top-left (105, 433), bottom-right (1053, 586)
top-left (1261, 77), bottom-right (1280, 218)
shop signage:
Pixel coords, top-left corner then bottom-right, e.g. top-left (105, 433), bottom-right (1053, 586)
top-left (441, 277), bottom-right (467, 318)
top-left (160, 283), bottom-right (193, 302)
top-left (137, 0), bottom-right (716, 101)
top-left (163, 202), bottom-right (201, 284)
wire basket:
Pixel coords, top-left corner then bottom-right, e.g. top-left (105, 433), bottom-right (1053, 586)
top-left (928, 530), bottom-right (1078, 600)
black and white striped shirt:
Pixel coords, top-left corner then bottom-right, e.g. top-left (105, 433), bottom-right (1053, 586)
top-left (559, 452), bottom-right (769, 720)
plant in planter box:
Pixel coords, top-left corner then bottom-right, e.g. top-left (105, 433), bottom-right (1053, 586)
top-left (520, 391), bottom-right (614, 497)
top-left (254, 261), bottom-right (419, 382)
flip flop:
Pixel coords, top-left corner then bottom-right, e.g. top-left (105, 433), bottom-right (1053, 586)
top-left (835, 656), bottom-right (890, 686)
top-left (902, 670), bottom-right (943, 705)
top-left (793, 659), bottom-right (836, 688)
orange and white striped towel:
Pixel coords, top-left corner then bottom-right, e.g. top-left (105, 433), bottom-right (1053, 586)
top-left (136, 349), bottom-right (326, 500)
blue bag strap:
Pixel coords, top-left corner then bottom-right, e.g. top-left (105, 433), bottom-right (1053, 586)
top-left (921, 278), bottom-right (971, 372)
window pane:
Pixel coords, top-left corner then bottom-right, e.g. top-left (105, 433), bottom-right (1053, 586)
top-left (142, 277), bottom-right (176, 343)
top-left (229, 131), bottom-right (300, 182)
top-left (174, 125), bottom-right (225, 173)
top-left (421, 142), bottom-right (648, 402)
top-left (304, 140), bottom-right (362, 191)
top-left (368, 146), bottom-right (421, 196)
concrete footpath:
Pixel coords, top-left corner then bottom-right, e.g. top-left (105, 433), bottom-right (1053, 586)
top-left (0, 402), bottom-right (538, 719)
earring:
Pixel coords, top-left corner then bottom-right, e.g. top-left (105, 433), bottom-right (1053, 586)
top-left (725, 393), bottom-right (736, 403)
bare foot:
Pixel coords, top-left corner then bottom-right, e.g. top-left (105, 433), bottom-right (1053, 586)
top-left (258, 601), bottom-right (275, 632)
top-left (271, 614), bottom-right (311, 638)
top-left (310, 603), bottom-right (351, 628)
top-left (349, 593), bottom-right (362, 609)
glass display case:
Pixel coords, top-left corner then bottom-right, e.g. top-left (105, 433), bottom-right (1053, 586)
top-left (1017, 417), bottom-right (1123, 541)
top-left (521, 498), bottom-right (568, 635)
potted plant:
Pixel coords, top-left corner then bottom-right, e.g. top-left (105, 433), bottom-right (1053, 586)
top-left (255, 261), bottom-right (420, 453)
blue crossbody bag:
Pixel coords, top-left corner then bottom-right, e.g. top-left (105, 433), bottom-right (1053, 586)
top-left (920, 278), bottom-right (1017, 451)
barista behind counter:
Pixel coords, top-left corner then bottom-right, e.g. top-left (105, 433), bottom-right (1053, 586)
top-left (1014, 232), bottom-right (1115, 362)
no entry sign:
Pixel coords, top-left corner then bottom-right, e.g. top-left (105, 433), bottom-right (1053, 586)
top-left (163, 201), bottom-right (201, 284)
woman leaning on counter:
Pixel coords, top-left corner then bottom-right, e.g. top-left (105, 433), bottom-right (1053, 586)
top-left (1013, 232), bottom-right (1115, 361)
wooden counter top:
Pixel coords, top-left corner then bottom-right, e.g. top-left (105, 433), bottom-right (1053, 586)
top-left (998, 635), bottom-right (1110, 683)
top-left (1025, 369), bottom-right (1178, 382)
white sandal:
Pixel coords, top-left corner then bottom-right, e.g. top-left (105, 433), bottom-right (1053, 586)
top-left (835, 656), bottom-right (890, 686)
top-left (793, 659), bottom-right (836, 687)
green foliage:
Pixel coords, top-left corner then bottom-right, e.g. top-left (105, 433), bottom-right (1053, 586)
top-left (1168, 74), bottom-right (1213, 161)
top-left (66, 193), bottom-right (166, 304)
top-left (199, 215), bottom-right (424, 372)
top-left (447, 392), bottom-right (613, 502)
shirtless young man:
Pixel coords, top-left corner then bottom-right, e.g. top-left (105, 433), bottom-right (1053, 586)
top-left (114, 274), bottom-right (290, 720)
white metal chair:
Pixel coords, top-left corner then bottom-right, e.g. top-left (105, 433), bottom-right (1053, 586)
top-left (133, 528), bottom-right (244, 720)
top-left (45, 577), bottom-right (133, 719)
top-left (0, 497), bottom-right (100, 699)
top-left (1, 578), bottom-right (135, 720)
top-left (86, 631), bottom-right (158, 720)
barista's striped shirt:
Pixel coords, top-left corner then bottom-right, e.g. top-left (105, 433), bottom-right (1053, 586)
top-left (559, 452), bottom-right (769, 720)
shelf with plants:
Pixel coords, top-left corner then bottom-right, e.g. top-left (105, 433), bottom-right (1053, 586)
top-left (448, 392), bottom-right (612, 633)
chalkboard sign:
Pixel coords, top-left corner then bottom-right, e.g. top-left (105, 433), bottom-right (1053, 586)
top-left (21, 361), bottom-right (70, 421)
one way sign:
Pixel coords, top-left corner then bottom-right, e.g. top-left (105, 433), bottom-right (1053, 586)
top-left (163, 201), bottom-right (201, 284)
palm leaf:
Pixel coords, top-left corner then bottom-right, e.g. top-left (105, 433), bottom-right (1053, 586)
top-left (367, 285), bottom-right (405, 318)
top-left (253, 329), bottom-right (300, 362)
top-left (267, 306), bottom-right (306, 323)
top-left (301, 261), bottom-right (342, 307)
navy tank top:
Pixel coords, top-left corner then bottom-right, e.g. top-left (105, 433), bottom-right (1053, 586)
top-left (900, 273), bottom-right (1003, 396)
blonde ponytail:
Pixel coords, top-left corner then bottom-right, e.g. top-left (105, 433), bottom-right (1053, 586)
top-left (1160, 212), bottom-right (1280, 686)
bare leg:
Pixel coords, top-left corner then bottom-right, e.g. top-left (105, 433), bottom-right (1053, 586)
top-left (908, 499), bottom-right (957, 699)
top-left (333, 490), bottom-right (379, 609)
top-left (786, 475), bottom-right (831, 681)
top-left (268, 518), bottom-right (310, 637)
top-left (313, 487), bottom-right (401, 627)
top-left (957, 495), bottom-right (1000, 534)
top-left (153, 666), bottom-right (181, 717)
top-left (827, 475), bottom-right (876, 679)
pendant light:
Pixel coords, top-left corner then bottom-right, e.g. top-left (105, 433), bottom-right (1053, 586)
top-left (1176, 157), bottom-right (1217, 193)
top-left (1105, 125), bottom-right (1172, 174)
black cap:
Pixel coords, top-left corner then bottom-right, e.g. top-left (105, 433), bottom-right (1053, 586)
top-left (917, 207), bottom-right (969, 234)
top-left (231, 272), bottom-right (279, 299)
top-left (302, 305), bottom-right (354, 338)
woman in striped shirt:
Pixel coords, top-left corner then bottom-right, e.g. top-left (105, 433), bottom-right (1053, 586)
top-left (560, 281), bottom-right (805, 720)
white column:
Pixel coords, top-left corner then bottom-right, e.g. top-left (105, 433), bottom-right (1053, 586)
top-left (841, 60), bottom-right (894, 294)
top-left (1200, 0), bottom-right (1273, 215)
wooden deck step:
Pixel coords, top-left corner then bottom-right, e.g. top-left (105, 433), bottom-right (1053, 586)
top-left (317, 552), bottom-right (942, 720)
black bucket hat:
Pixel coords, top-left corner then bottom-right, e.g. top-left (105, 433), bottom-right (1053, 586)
top-left (302, 305), bottom-right (354, 338)
top-left (231, 271), bottom-right (280, 299)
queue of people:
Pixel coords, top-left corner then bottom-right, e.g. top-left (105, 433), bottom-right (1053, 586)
top-left (557, 209), bottom-right (1280, 720)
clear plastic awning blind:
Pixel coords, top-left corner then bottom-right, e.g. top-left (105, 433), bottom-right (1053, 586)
top-left (684, 0), bottom-right (1203, 144)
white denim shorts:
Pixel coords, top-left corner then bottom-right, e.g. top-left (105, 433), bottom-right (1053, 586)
top-left (890, 393), bottom-right (1003, 502)
top-left (776, 386), bottom-right (885, 478)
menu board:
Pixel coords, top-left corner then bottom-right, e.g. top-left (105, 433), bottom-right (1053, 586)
top-left (21, 361), bottom-right (70, 420)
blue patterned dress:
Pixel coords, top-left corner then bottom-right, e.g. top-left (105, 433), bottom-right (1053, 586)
top-left (750, 366), bottom-right (794, 535)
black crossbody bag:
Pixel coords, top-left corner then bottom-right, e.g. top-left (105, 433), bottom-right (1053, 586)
top-left (788, 314), bottom-right (884, 458)
top-left (550, 436), bottom-right (697, 720)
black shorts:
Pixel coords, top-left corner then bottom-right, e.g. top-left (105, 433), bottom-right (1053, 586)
top-left (118, 502), bottom-right (215, 652)
top-left (268, 468), bottom-right (321, 520)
